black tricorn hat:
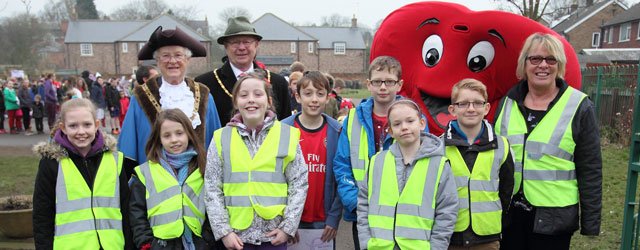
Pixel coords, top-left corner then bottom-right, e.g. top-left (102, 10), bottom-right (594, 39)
top-left (138, 26), bottom-right (207, 60)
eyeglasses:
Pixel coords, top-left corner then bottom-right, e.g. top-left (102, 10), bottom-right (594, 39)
top-left (527, 56), bottom-right (558, 65)
top-left (453, 101), bottom-right (486, 109)
top-left (227, 39), bottom-right (256, 48)
top-left (369, 80), bottom-right (398, 87)
top-left (158, 54), bottom-right (187, 62)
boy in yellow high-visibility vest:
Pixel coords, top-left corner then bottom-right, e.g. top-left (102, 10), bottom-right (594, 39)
top-left (444, 79), bottom-right (514, 250)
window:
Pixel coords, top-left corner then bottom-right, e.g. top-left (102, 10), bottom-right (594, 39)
top-left (603, 29), bottom-right (608, 43)
top-left (619, 23), bottom-right (631, 42)
top-left (138, 42), bottom-right (145, 50)
top-left (290, 42), bottom-right (297, 53)
top-left (122, 43), bottom-right (128, 53)
top-left (308, 42), bottom-right (314, 53)
top-left (608, 27), bottom-right (613, 43)
top-left (637, 22), bottom-right (640, 39)
top-left (591, 32), bottom-right (600, 47)
top-left (333, 42), bottom-right (346, 55)
top-left (80, 43), bottom-right (93, 56)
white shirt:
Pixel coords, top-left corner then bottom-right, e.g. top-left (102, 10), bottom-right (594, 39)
top-left (158, 78), bottom-right (201, 129)
top-left (230, 63), bottom-right (255, 80)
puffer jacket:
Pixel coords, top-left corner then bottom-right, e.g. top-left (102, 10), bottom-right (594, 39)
top-left (281, 113), bottom-right (343, 230)
top-left (129, 167), bottom-right (216, 249)
top-left (357, 133), bottom-right (458, 249)
top-left (204, 111), bottom-right (308, 245)
top-left (32, 131), bottom-right (133, 249)
top-left (3, 87), bottom-right (18, 110)
top-left (444, 120), bottom-right (514, 246)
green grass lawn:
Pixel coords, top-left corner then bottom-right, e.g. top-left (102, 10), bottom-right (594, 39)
top-left (0, 156), bottom-right (39, 197)
top-left (341, 88), bottom-right (371, 100)
top-left (0, 144), bottom-right (630, 249)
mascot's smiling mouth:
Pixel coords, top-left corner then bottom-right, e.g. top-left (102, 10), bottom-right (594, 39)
top-left (421, 91), bottom-right (455, 129)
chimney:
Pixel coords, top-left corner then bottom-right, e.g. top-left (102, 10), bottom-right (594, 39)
top-left (351, 14), bottom-right (357, 28)
top-left (61, 19), bottom-right (69, 34)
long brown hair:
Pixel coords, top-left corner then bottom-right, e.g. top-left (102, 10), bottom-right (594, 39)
top-left (145, 109), bottom-right (206, 175)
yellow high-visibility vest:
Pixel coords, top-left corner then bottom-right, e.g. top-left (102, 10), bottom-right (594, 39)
top-left (495, 87), bottom-right (586, 206)
top-left (446, 136), bottom-right (508, 235)
top-left (134, 161), bottom-right (206, 239)
top-left (54, 152), bottom-right (124, 250)
top-left (213, 121), bottom-right (299, 230)
top-left (367, 150), bottom-right (446, 250)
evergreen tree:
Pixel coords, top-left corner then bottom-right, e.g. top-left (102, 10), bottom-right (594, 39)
top-left (76, 0), bottom-right (99, 19)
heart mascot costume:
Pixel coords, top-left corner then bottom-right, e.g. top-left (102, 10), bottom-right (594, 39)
top-left (370, 1), bottom-right (582, 135)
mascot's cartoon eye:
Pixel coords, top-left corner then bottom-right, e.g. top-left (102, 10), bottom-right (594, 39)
top-left (466, 41), bottom-right (495, 72)
top-left (422, 35), bottom-right (443, 67)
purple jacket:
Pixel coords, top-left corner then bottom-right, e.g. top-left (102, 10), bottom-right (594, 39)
top-left (44, 79), bottom-right (57, 104)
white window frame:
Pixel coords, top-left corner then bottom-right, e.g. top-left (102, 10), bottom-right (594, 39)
top-left (308, 42), bottom-right (314, 53)
top-left (138, 42), bottom-right (145, 50)
top-left (591, 32), bottom-right (600, 47)
top-left (608, 27), bottom-right (613, 44)
top-left (637, 22), bottom-right (640, 40)
top-left (290, 42), bottom-right (297, 53)
top-left (80, 43), bottom-right (93, 56)
top-left (122, 43), bottom-right (128, 53)
top-left (603, 29), bottom-right (608, 43)
top-left (619, 23), bottom-right (631, 42)
top-left (333, 42), bottom-right (346, 55)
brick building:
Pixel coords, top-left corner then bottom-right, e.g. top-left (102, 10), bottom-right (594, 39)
top-left (581, 3), bottom-right (640, 64)
top-left (253, 13), bottom-right (367, 80)
top-left (552, 0), bottom-right (627, 53)
top-left (64, 15), bottom-right (212, 77)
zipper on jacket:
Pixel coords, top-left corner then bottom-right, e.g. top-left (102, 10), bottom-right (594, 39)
top-left (85, 158), bottom-right (103, 249)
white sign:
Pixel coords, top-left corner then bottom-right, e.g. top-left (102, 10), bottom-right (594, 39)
top-left (288, 229), bottom-right (333, 250)
top-left (10, 70), bottom-right (24, 78)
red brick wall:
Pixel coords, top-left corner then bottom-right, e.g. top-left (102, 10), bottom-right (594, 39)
top-left (565, 4), bottom-right (626, 53)
top-left (601, 21), bottom-right (640, 48)
top-left (318, 49), bottom-right (365, 74)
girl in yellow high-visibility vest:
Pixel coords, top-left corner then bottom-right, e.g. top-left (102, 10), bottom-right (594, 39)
top-left (33, 98), bottom-right (132, 250)
top-left (129, 109), bottom-right (216, 249)
top-left (357, 99), bottom-right (458, 250)
top-left (204, 71), bottom-right (308, 250)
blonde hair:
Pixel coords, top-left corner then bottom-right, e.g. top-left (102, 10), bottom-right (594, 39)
top-left (516, 33), bottom-right (566, 80)
top-left (59, 98), bottom-right (97, 123)
top-left (387, 99), bottom-right (422, 119)
top-left (289, 71), bottom-right (303, 84)
top-left (451, 78), bottom-right (488, 103)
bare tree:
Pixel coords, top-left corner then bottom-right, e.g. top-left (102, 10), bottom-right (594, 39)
top-left (211, 7), bottom-right (251, 37)
top-left (109, 0), bottom-right (197, 21)
top-left (39, 0), bottom-right (74, 24)
top-left (320, 13), bottom-right (350, 27)
top-left (19, 0), bottom-right (31, 15)
top-left (0, 13), bottom-right (45, 73)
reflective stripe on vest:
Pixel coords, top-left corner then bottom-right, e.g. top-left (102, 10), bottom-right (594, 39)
top-left (54, 152), bottom-right (124, 250)
top-left (213, 121), bottom-right (299, 230)
top-left (367, 150), bottom-right (445, 250)
top-left (495, 87), bottom-right (586, 207)
top-left (134, 161), bottom-right (206, 239)
top-left (446, 136), bottom-right (508, 235)
top-left (346, 108), bottom-right (368, 183)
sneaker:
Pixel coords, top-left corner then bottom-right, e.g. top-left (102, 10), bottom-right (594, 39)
top-left (0, 129), bottom-right (6, 134)
top-left (10, 130), bottom-right (19, 134)
top-left (24, 131), bottom-right (35, 136)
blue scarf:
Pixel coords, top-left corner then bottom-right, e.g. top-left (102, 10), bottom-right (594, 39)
top-left (160, 147), bottom-right (197, 250)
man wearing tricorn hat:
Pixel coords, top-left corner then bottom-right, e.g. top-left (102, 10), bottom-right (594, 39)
top-left (118, 26), bottom-right (221, 175)
top-left (195, 16), bottom-right (291, 125)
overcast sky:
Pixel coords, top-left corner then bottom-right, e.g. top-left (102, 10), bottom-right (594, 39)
top-left (0, 0), bottom-right (499, 28)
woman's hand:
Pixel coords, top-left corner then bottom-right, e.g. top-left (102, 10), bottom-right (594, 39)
top-left (321, 225), bottom-right (337, 242)
top-left (221, 232), bottom-right (243, 250)
top-left (266, 228), bottom-right (288, 246)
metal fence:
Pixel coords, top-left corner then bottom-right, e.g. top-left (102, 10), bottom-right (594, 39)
top-left (581, 64), bottom-right (639, 145)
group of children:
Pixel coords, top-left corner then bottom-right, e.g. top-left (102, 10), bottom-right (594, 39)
top-left (32, 55), bottom-right (512, 250)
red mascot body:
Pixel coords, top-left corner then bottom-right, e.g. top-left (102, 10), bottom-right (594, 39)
top-left (371, 1), bottom-right (582, 135)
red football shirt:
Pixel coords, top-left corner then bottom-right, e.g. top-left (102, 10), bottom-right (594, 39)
top-left (294, 116), bottom-right (328, 223)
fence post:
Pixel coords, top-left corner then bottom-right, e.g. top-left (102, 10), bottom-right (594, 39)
top-left (595, 67), bottom-right (603, 120)
top-left (621, 62), bottom-right (640, 250)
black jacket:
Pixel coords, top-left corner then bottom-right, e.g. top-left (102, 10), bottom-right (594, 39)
top-left (444, 120), bottom-right (515, 246)
top-left (105, 85), bottom-right (121, 110)
top-left (0, 87), bottom-right (5, 110)
top-left (194, 61), bottom-right (291, 125)
top-left (129, 172), bottom-right (217, 249)
top-left (32, 134), bottom-right (133, 250)
top-left (495, 79), bottom-right (602, 236)
top-left (32, 101), bottom-right (45, 118)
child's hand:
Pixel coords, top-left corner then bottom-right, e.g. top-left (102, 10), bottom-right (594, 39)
top-left (287, 231), bottom-right (300, 244)
top-left (321, 225), bottom-right (337, 242)
top-left (266, 228), bottom-right (288, 246)
top-left (221, 232), bottom-right (243, 250)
